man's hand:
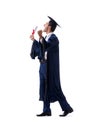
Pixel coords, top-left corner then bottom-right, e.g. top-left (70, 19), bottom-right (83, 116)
top-left (29, 34), bottom-right (35, 41)
top-left (38, 30), bottom-right (43, 39)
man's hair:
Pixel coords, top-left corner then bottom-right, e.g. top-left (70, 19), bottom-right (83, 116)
top-left (49, 20), bottom-right (57, 32)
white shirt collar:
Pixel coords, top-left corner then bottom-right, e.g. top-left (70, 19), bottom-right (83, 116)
top-left (45, 32), bottom-right (53, 41)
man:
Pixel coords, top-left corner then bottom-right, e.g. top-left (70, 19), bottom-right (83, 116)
top-left (30, 16), bottom-right (73, 117)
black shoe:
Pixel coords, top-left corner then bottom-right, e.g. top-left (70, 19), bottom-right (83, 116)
top-left (36, 112), bottom-right (51, 117)
top-left (59, 109), bottom-right (73, 117)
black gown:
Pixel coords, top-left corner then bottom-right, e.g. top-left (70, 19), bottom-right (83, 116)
top-left (30, 34), bottom-right (73, 112)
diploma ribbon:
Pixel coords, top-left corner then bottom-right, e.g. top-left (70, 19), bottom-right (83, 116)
top-left (32, 26), bottom-right (38, 35)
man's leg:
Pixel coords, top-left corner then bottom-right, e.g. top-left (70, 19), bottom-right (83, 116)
top-left (43, 100), bottom-right (51, 113)
top-left (57, 87), bottom-right (73, 116)
top-left (37, 100), bottom-right (51, 116)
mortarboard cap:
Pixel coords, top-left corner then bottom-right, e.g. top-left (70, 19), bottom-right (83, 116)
top-left (48, 16), bottom-right (61, 28)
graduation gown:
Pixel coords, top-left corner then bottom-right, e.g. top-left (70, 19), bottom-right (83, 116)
top-left (30, 34), bottom-right (62, 103)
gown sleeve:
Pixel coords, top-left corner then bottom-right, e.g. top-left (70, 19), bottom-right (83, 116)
top-left (30, 40), bottom-right (42, 60)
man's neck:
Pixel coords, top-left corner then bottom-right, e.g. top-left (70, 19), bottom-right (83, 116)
top-left (46, 31), bottom-right (52, 34)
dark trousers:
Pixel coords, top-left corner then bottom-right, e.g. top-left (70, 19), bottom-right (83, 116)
top-left (39, 63), bottom-right (72, 112)
top-left (43, 92), bottom-right (72, 112)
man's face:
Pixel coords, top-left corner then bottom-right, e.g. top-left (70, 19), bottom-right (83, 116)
top-left (43, 22), bottom-right (49, 32)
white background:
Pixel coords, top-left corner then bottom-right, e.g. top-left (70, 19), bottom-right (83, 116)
top-left (0, 0), bottom-right (87, 130)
